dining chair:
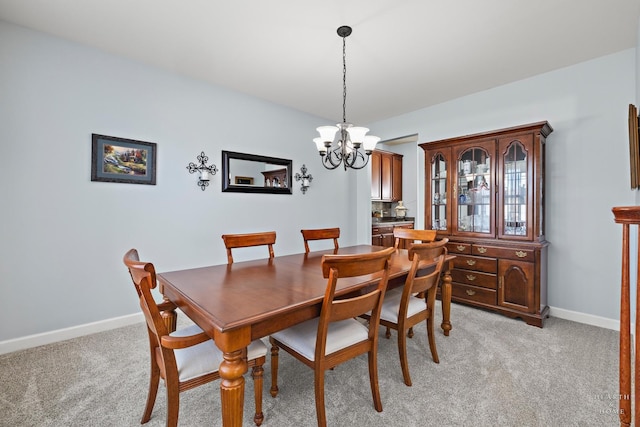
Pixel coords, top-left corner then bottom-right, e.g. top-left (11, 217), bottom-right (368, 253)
top-left (221, 231), bottom-right (276, 264)
top-left (393, 228), bottom-right (437, 249)
top-left (123, 249), bottom-right (268, 427)
top-left (269, 246), bottom-right (395, 427)
top-left (369, 239), bottom-right (448, 386)
top-left (300, 227), bottom-right (340, 253)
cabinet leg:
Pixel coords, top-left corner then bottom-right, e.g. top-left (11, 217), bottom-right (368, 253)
top-left (441, 262), bottom-right (453, 336)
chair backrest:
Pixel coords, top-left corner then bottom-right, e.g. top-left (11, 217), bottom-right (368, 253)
top-left (221, 231), bottom-right (276, 264)
top-left (300, 227), bottom-right (340, 253)
top-left (123, 248), bottom-right (155, 297)
top-left (393, 228), bottom-right (437, 249)
top-left (316, 247), bottom-right (395, 359)
top-left (123, 249), bottom-right (174, 365)
top-left (404, 238), bottom-right (449, 296)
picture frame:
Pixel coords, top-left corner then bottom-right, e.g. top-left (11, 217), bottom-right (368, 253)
top-left (628, 104), bottom-right (639, 189)
top-left (235, 176), bottom-right (254, 185)
top-left (91, 134), bottom-right (157, 185)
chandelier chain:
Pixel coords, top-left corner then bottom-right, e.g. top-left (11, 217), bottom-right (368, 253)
top-left (342, 34), bottom-right (347, 125)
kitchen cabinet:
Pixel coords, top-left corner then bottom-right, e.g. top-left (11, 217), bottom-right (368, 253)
top-left (371, 221), bottom-right (413, 248)
top-left (420, 121), bottom-right (552, 327)
top-left (371, 150), bottom-right (403, 202)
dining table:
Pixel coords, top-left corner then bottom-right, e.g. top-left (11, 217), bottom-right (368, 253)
top-left (157, 244), bottom-right (455, 427)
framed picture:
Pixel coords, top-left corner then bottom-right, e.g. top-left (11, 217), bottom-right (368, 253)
top-left (628, 104), bottom-right (639, 189)
top-left (235, 176), bottom-right (254, 185)
top-left (91, 134), bottom-right (157, 185)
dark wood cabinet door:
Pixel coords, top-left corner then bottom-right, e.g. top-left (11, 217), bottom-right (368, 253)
top-left (392, 154), bottom-right (403, 201)
top-left (381, 233), bottom-right (395, 247)
top-left (371, 150), bottom-right (403, 202)
top-left (380, 153), bottom-right (393, 201)
top-left (498, 259), bottom-right (535, 313)
top-left (371, 151), bottom-right (382, 200)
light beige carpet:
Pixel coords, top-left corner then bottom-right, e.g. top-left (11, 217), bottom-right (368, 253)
top-left (0, 303), bottom-right (620, 426)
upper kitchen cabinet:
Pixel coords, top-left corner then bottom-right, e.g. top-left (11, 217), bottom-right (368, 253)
top-left (371, 149), bottom-right (403, 202)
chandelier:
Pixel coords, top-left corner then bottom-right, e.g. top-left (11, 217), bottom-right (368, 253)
top-left (314, 26), bottom-right (379, 170)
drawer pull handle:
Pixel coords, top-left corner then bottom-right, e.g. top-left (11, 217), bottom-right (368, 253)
top-left (466, 274), bottom-right (476, 281)
top-left (456, 245), bottom-right (466, 251)
top-left (466, 260), bottom-right (476, 266)
top-left (515, 250), bottom-right (527, 258)
top-left (477, 246), bottom-right (487, 254)
top-left (466, 289), bottom-right (476, 296)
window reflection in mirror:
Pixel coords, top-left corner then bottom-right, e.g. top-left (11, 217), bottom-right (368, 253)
top-left (222, 151), bottom-right (292, 194)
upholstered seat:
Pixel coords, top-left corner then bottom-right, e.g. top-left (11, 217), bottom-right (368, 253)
top-left (271, 317), bottom-right (369, 361)
top-left (170, 324), bottom-right (267, 382)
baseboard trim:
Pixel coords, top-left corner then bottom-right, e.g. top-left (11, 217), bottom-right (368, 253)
top-left (549, 306), bottom-right (620, 331)
top-left (0, 313), bottom-right (144, 355)
top-left (0, 306), bottom-right (622, 355)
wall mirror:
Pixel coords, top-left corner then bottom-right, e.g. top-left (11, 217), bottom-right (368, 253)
top-left (222, 151), bottom-right (293, 194)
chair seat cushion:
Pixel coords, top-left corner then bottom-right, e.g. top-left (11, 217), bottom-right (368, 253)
top-left (379, 290), bottom-right (425, 324)
top-left (172, 324), bottom-right (268, 382)
top-left (271, 318), bottom-right (368, 361)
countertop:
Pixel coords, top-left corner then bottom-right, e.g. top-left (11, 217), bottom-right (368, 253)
top-left (371, 217), bottom-right (415, 225)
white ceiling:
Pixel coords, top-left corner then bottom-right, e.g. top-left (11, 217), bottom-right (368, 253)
top-left (1, 0), bottom-right (639, 124)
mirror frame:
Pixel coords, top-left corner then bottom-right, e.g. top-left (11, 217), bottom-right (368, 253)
top-left (221, 150), bottom-right (293, 194)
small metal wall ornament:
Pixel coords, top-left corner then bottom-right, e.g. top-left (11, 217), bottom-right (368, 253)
top-left (294, 164), bottom-right (313, 194)
top-left (187, 151), bottom-right (218, 191)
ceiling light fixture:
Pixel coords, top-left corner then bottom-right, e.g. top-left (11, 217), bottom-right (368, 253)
top-left (314, 26), bottom-right (379, 170)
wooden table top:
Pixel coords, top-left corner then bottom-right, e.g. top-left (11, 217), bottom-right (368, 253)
top-left (158, 245), bottom-right (414, 336)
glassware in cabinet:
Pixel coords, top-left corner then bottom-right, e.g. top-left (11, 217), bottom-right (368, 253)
top-left (427, 150), bottom-right (451, 232)
top-left (454, 144), bottom-right (494, 236)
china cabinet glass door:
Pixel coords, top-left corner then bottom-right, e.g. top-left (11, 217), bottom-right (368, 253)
top-left (454, 145), bottom-right (493, 236)
top-left (499, 136), bottom-right (534, 240)
top-left (430, 153), bottom-right (448, 231)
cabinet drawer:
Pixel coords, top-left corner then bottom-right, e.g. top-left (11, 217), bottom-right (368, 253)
top-left (447, 242), bottom-right (471, 255)
top-left (372, 225), bottom-right (393, 235)
top-left (472, 245), bottom-right (535, 262)
top-left (452, 283), bottom-right (496, 305)
top-left (452, 255), bottom-right (497, 273)
top-left (451, 269), bottom-right (496, 289)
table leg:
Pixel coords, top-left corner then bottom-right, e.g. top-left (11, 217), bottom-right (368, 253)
top-left (219, 349), bottom-right (248, 427)
top-left (161, 296), bottom-right (177, 333)
top-left (441, 261), bottom-right (453, 336)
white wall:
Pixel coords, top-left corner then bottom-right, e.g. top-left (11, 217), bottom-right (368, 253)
top-left (2, 19), bottom-right (638, 349)
top-left (366, 48), bottom-right (637, 324)
top-left (0, 21), bottom-right (365, 343)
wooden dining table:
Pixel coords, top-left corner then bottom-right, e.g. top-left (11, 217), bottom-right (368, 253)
top-left (158, 244), bottom-right (454, 427)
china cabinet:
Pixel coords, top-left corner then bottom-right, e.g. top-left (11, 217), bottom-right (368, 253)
top-left (371, 150), bottom-right (403, 202)
top-left (261, 168), bottom-right (288, 187)
top-left (419, 121), bottom-right (552, 327)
